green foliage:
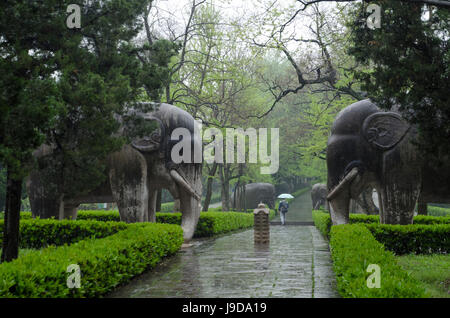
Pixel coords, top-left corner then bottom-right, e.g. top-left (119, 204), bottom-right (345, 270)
top-left (347, 0), bottom-right (450, 157)
top-left (157, 211), bottom-right (275, 237)
top-left (0, 167), bottom-right (5, 211)
top-left (0, 222), bottom-right (183, 297)
top-left (207, 207), bottom-right (223, 212)
top-left (312, 210), bottom-right (450, 237)
top-left (312, 210), bottom-right (332, 238)
top-left (428, 206), bottom-right (450, 217)
top-left (330, 224), bottom-right (426, 298)
top-left (365, 223), bottom-right (450, 255)
top-left (0, 211), bottom-right (33, 220)
top-left (1, 0), bottom-right (178, 197)
top-left (413, 215), bottom-right (450, 225)
top-left (75, 210), bottom-right (118, 222)
top-left (0, 219), bottom-right (127, 249)
top-left (159, 202), bottom-right (174, 213)
top-left (313, 210), bottom-right (450, 255)
top-left (396, 254), bottom-right (450, 298)
top-left (74, 209), bottom-right (276, 237)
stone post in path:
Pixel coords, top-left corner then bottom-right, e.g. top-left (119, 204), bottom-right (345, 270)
top-left (254, 203), bottom-right (270, 244)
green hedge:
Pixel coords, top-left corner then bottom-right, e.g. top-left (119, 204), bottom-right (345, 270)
top-left (157, 211), bottom-right (276, 237)
top-left (4, 209), bottom-right (276, 240)
top-left (365, 223), bottom-right (450, 255)
top-left (159, 202), bottom-right (174, 212)
top-left (0, 219), bottom-right (127, 249)
top-left (77, 210), bottom-right (120, 222)
top-left (428, 206), bottom-right (450, 217)
top-left (0, 211), bottom-right (33, 220)
top-left (312, 210), bottom-right (450, 238)
top-left (0, 222), bottom-right (183, 297)
top-left (330, 224), bottom-right (426, 298)
top-left (312, 209), bottom-right (332, 238)
top-left (313, 210), bottom-right (450, 255)
top-left (207, 207), bottom-right (223, 212)
top-left (76, 210), bottom-right (275, 237)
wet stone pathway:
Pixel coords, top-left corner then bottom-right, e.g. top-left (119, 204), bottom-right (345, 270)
top-left (108, 192), bottom-right (339, 298)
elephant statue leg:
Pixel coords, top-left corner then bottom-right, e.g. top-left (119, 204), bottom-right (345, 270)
top-left (313, 200), bottom-right (321, 210)
top-left (61, 203), bottom-right (79, 220)
top-left (27, 172), bottom-right (62, 219)
top-left (109, 145), bottom-right (149, 223)
top-left (354, 187), bottom-right (379, 215)
top-left (380, 143), bottom-right (421, 224)
top-left (174, 199), bottom-right (181, 212)
top-left (349, 198), bottom-right (358, 213)
top-left (147, 188), bottom-right (158, 222)
top-left (417, 195), bottom-right (428, 215)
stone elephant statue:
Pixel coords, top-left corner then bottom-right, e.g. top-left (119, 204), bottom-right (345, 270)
top-left (311, 183), bottom-right (329, 210)
top-left (232, 183), bottom-right (275, 210)
top-left (311, 183), bottom-right (379, 214)
top-left (27, 103), bottom-right (202, 242)
top-left (326, 99), bottom-right (450, 225)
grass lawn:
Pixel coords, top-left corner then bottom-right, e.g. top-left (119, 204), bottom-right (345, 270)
top-left (396, 254), bottom-right (450, 298)
top-left (0, 248), bottom-right (36, 258)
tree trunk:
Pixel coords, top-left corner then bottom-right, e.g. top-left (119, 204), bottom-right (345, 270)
top-left (156, 189), bottom-right (162, 212)
top-left (219, 165), bottom-right (230, 211)
top-left (1, 169), bottom-right (23, 263)
top-left (202, 162), bottom-right (218, 211)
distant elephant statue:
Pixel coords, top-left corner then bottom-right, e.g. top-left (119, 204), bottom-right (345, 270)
top-left (27, 103), bottom-right (202, 242)
top-left (232, 183), bottom-right (275, 210)
top-left (312, 183), bottom-right (379, 214)
top-left (349, 187), bottom-right (379, 215)
top-left (326, 99), bottom-right (450, 225)
top-left (311, 183), bottom-right (329, 210)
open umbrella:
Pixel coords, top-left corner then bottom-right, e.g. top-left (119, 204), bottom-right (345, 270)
top-left (277, 193), bottom-right (294, 199)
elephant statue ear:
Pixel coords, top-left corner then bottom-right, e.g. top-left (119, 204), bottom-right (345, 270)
top-left (362, 112), bottom-right (410, 150)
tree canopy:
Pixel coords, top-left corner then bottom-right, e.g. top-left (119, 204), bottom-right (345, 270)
top-left (347, 0), bottom-right (450, 158)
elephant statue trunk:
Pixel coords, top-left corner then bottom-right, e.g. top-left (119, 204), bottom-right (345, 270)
top-left (327, 167), bottom-right (359, 224)
top-left (170, 169), bottom-right (201, 201)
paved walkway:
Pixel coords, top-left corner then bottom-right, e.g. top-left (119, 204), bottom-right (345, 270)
top-left (108, 192), bottom-right (339, 298)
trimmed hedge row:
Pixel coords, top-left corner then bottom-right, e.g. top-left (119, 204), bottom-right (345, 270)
top-left (0, 219), bottom-right (127, 248)
top-left (312, 209), bottom-right (331, 238)
top-left (3, 209), bottom-right (276, 240)
top-left (159, 202), bottom-right (174, 213)
top-left (428, 206), bottom-right (450, 217)
top-left (0, 222), bottom-right (183, 297)
top-left (0, 211), bottom-right (33, 220)
top-left (312, 210), bottom-right (450, 239)
top-left (157, 211), bottom-right (276, 237)
top-left (329, 224), bottom-right (426, 298)
top-left (365, 223), bottom-right (450, 255)
top-left (77, 210), bottom-right (120, 222)
top-left (76, 210), bottom-right (275, 237)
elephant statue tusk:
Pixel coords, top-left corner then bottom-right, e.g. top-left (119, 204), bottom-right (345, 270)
top-left (327, 167), bottom-right (359, 201)
top-left (170, 169), bottom-right (201, 202)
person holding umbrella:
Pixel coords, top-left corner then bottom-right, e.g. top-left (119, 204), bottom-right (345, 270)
top-left (277, 193), bottom-right (293, 225)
